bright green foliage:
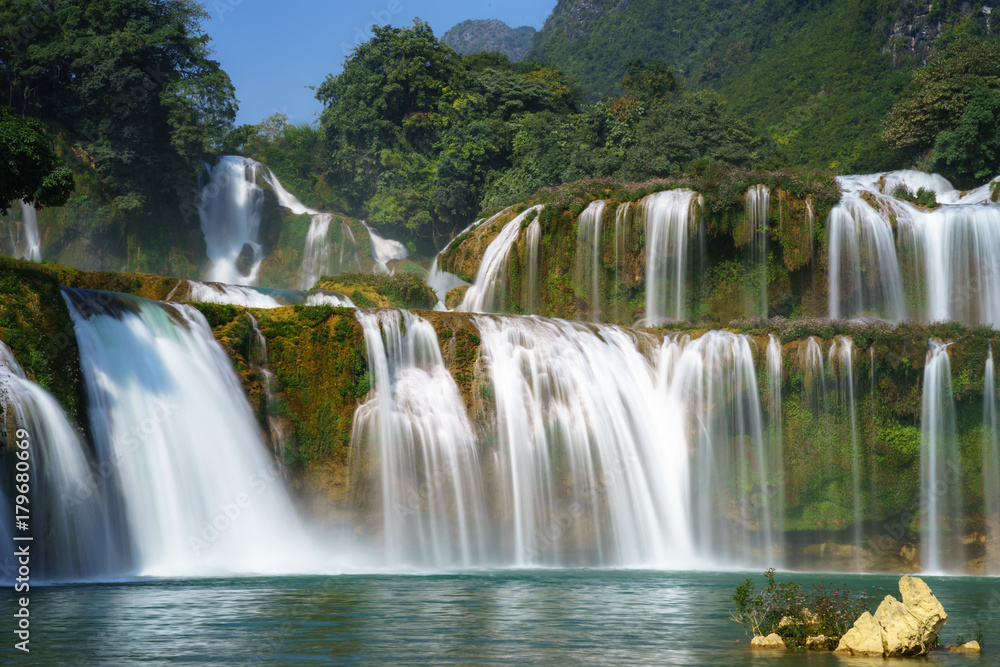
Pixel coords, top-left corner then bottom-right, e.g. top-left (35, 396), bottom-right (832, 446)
top-left (525, 0), bottom-right (915, 171)
top-left (0, 0), bottom-right (236, 208)
top-left (0, 106), bottom-right (74, 212)
top-left (931, 86), bottom-right (1000, 188)
top-left (884, 35), bottom-right (1000, 162)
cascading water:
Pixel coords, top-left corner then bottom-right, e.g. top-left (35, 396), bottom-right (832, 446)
top-left (459, 206), bottom-right (543, 313)
top-left (746, 185), bottom-right (770, 316)
top-left (365, 222), bottom-right (409, 273)
top-left (574, 200), bottom-right (606, 322)
top-left (0, 341), bottom-right (125, 580)
top-left (62, 288), bottom-right (318, 576)
top-left (830, 171), bottom-right (1000, 325)
top-left (524, 217), bottom-right (542, 314)
top-left (175, 280), bottom-right (354, 309)
top-left (641, 190), bottom-right (698, 325)
top-left (919, 339), bottom-right (964, 572)
top-left (827, 180), bottom-right (908, 321)
top-left (613, 202), bottom-right (633, 323)
top-left (766, 334), bottom-right (785, 544)
top-left (797, 336), bottom-right (827, 413)
top-left (984, 346), bottom-right (1000, 574)
top-left (830, 336), bottom-right (862, 569)
top-left (199, 156), bottom-right (265, 286)
top-left (246, 314), bottom-right (290, 462)
top-left (18, 199), bottom-right (40, 262)
top-left (299, 213), bottom-right (334, 290)
top-left (353, 310), bottom-right (487, 568)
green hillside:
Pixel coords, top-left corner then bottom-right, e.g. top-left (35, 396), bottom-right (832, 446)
top-left (525, 0), bottom-right (996, 171)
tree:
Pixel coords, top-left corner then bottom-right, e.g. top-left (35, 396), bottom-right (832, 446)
top-left (0, 105), bottom-right (74, 213)
top-left (931, 86), bottom-right (1000, 188)
top-left (883, 35), bottom-right (1000, 160)
top-left (0, 0), bottom-right (236, 209)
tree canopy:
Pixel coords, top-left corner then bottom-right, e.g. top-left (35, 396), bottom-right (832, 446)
top-left (0, 105), bottom-right (74, 212)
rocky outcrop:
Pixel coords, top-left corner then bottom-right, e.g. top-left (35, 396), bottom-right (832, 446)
top-left (835, 576), bottom-right (947, 657)
top-left (951, 641), bottom-right (981, 653)
top-left (750, 633), bottom-right (785, 649)
top-left (835, 612), bottom-right (885, 657)
top-left (804, 635), bottom-right (836, 651)
top-left (442, 19), bottom-right (536, 61)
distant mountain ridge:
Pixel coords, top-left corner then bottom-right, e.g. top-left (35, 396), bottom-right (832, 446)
top-left (443, 19), bottom-right (537, 61)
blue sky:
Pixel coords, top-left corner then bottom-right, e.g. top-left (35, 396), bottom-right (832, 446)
top-left (203, 0), bottom-right (556, 127)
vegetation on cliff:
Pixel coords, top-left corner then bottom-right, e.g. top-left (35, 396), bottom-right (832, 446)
top-left (442, 19), bottom-right (536, 61)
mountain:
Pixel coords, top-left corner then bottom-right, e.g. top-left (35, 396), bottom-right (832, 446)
top-left (442, 19), bottom-right (537, 61)
top-left (524, 0), bottom-right (994, 171)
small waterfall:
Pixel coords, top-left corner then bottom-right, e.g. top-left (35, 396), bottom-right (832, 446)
top-left (830, 171), bottom-right (1000, 325)
top-left (299, 213), bottom-right (334, 290)
top-left (427, 257), bottom-right (468, 311)
top-left (766, 334), bottom-right (785, 551)
top-left (827, 184), bottom-right (907, 321)
top-left (806, 195), bottom-right (815, 270)
top-left (830, 336), bottom-right (862, 569)
top-left (364, 222), bottom-right (409, 273)
top-left (0, 341), bottom-right (123, 579)
top-left (613, 202), bottom-right (633, 323)
top-left (199, 156), bottom-right (265, 286)
top-left (353, 310), bottom-right (487, 567)
top-left (797, 336), bottom-right (827, 413)
top-left (459, 206), bottom-right (543, 313)
top-left (746, 185), bottom-right (770, 316)
top-left (18, 199), bottom-right (41, 261)
top-left (63, 288), bottom-right (316, 576)
top-left (176, 280), bottom-right (354, 309)
top-left (897, 204), bottom-right (1000, 326)
top-left (245, 314), bottom-right (290, 462)
top-left (919, 339), bottom-right (964, 572)
top-left (641, 190), bottom-right (698, 325)
top-left (574, 200), bottom-right (606, 322)
top-left (524, 217), bottom-right (542, 314)
top-left (984, 346), bottom-right (1000, 574)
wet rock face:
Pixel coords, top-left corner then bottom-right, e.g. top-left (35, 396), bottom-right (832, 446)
top-left (835, 575), bottom-right (947, 657)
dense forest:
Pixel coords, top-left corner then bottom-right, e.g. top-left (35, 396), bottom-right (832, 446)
top-left (2, 0), bottom-right (1000, 260)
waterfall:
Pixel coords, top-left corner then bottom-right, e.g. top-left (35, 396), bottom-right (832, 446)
top-left (245, 314), bottom-right (291, 462)
top-left (62, 288), bottom-right (317, 576)
top-left (459, 206), bottom-right (543, 313)
top-left (919, 339), bottom-right (964, 572)
top-left (613, 202), bottom-right (633, 324)
top-left (353, 310), bottom-right (487, 567)
top-left (830, 336), bottom-right (862, 569)
top-left (299, 213), bottom-right (334, 290)
top-left (746, 185), bottom-right (770, 316)
top-left (524, 217), bottom-right (542, 314)
top-left (18, 199), bottom-right (41, 262)
top-left (897, 204), bottom-right (1000, 325)
top-left (766, 334), bottom-right (785, 551)
top-left (984, 346), bottom-right (1000, 574)
top-left (199, 156), bottom-right (265, 286)
top-left (0, 341), bottom-right (124, 579)
top-left (641, 190), bottom-right (698, 325)
top-left (827, 182), bottom-right (907, 321)
top-left (427, 258), bottom-right (468, 311)
top-left (574, 200), bottom-right (606, 322)
top-left (797, 336), bottom-right (827, 413)
top-left (830, 171), bottom-right (1000, 325)
top-left (806, 195), bottom-right (815, 270)
top-left (364, 222), bottom-right (409, 273)
top-left (177, 280), bottom-right (354, 309)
